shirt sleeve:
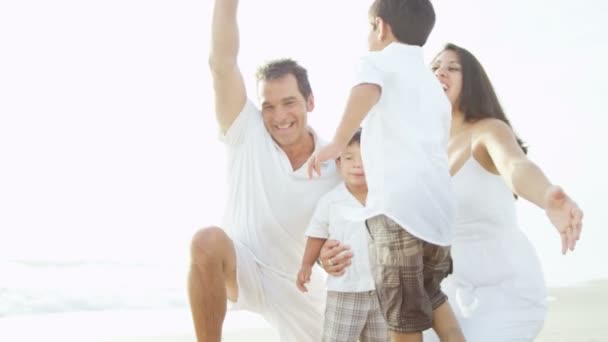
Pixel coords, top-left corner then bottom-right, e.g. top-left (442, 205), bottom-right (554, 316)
top-left (352, 53), bottom-right (385, 89)
top-left (218, 99), bottom-right (263, 147)
top-left (305, 196), bottom-right (330, 239)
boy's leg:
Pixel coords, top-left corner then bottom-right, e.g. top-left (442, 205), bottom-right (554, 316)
top-left (388, 331), bottom-right (422, 342)
top-left (423, 243), bottom-right (465, 342)
top-left (431, 302), bottom-right (465, 342)
top-left (360, 290), bottom-right (390, 342)
top-left (366, 215), bottom-right (434, 342)
top-left (322, 291), bottom-right (369, 342)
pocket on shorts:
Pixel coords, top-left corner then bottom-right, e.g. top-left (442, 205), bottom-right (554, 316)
top-left (425, 244), bottom-right (452, 279)
top-left (380, 265), bottom-right (401, 287)
top-left (379, 232), bottom-right (421, 267)
top-left (376, 265), bottom-right (401, 318)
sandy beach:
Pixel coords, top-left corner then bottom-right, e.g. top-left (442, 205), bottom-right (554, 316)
top-left (536, 280), bottom-right (608, 342)
top-left (0, 309), bottom-right (277, 342)
top-left (2, 280), bottom-right (606, 342)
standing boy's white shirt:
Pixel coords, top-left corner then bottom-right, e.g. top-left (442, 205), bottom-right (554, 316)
top-left (221, 99), bottom-right (341, 277)
top-left (306, 183), bottom-right (376, 292)
top-left (352, 43), bottom-right (454, 246)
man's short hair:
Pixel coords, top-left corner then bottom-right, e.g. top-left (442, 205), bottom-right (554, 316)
top-left (255, 59), bottom-right (312, 99)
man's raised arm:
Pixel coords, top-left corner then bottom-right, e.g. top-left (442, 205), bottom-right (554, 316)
top-left (209, 0), bottom-right (247, 134)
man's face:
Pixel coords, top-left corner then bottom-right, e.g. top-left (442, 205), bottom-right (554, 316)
top-left (259, 74), bottom-right (314, 147)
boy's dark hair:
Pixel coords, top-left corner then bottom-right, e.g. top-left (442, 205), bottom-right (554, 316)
top-left (348, 128), bottom-right (362, 146)
top-left (255, 59), bottom-right (312, 99)
top-left (337, 129), bottom-right (363, 161)
top-left (369, 0), bottom-right (435, 46)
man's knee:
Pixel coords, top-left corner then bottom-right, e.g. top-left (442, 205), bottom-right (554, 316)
top-left (190, 226), bottom-right (231, 266)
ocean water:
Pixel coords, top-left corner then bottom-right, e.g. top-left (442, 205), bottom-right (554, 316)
top-left (3, 248), bottom-right (606, 318)
top-left (2, 198), bottom-right (606, 318)
top-left (0, 259), bottom-right (189, 317)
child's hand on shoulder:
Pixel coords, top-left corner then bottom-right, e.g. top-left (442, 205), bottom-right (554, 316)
top-left (307, 142), bottom-right (344, 179)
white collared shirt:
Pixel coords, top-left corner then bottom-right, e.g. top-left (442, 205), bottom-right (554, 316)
top-left (221, 99), bottom-right (341, 276)
top-left (306, 183), bottom-right (375, 292)
top-left (353, 43), bottom-right (454, 246)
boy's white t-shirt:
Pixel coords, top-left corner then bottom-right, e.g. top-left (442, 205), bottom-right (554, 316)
top-left (352, 42), bottom-right (454, 246)
top-left (221, 99), bottom-right (341, 276)
top-left (306, 183), bottom-right (375, 292)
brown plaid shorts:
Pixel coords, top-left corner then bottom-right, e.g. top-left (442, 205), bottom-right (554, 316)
top-left (366, 214), bottom-right (452, 333)
top-left (323, 290), bottom-right (390, 342)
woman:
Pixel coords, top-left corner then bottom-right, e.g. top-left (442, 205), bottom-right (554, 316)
top-left (423, 43), bottom-right (584, 341)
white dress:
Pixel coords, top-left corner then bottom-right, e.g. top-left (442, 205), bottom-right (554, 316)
top-left (425, 157), bottom-right (547, 342)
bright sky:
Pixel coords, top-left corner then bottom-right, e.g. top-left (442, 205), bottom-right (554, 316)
top-left (0, 0), bottom-right (606, 284)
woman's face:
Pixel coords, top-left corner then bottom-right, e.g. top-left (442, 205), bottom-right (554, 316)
top-left (431, 49), bottom-right (463, 110)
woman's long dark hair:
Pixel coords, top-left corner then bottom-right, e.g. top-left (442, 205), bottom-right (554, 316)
top-left (438, 43), bottom-right (528, 154)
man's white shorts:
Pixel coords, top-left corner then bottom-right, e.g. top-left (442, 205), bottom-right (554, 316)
top-left (229, 240), bottom-right (327, 341)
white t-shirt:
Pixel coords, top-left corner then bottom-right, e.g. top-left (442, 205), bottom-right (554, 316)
top-left (306, 183), bottom-right (375, 292)
top-left (221, 100), bottom-right (341, 276)
top-left (352, 42), bottom-right (454, 246)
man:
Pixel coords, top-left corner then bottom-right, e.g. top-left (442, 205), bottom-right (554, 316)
top-left (188, 1), bottom-right (349, 341)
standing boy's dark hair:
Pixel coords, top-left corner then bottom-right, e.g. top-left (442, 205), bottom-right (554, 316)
top-left (338, 128), bottom-right (363, 161)
top-left (369, 0), bottom-right (436, 46)
top-left (348, 128), bottom-right (362, 146)
top-left (255, 58), bottom-right (313, 99)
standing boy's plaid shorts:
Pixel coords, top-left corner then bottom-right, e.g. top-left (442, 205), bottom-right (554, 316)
top-left (323, 290), bottom-right (390, 342)
top-left (366, 214), bottom-right (452, 333)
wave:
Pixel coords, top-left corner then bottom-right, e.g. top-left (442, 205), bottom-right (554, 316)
top-left (0, 259), bottom-right (188, 317)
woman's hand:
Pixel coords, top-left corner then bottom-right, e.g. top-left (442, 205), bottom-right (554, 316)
top-left (544, 185), bottom-right (583, 254)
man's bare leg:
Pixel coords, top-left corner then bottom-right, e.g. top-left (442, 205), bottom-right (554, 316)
top-left (432, 301), bottom-right (466, 342)
top-left (188, 226), bottom-right (238, 342)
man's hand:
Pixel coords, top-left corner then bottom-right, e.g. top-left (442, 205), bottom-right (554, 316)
top-left (318, 240), bottom-right (353, 276)
top-left (307, 142), bottom-right (343, 179)
top-left (544, 185), bottom-right (583, 254)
